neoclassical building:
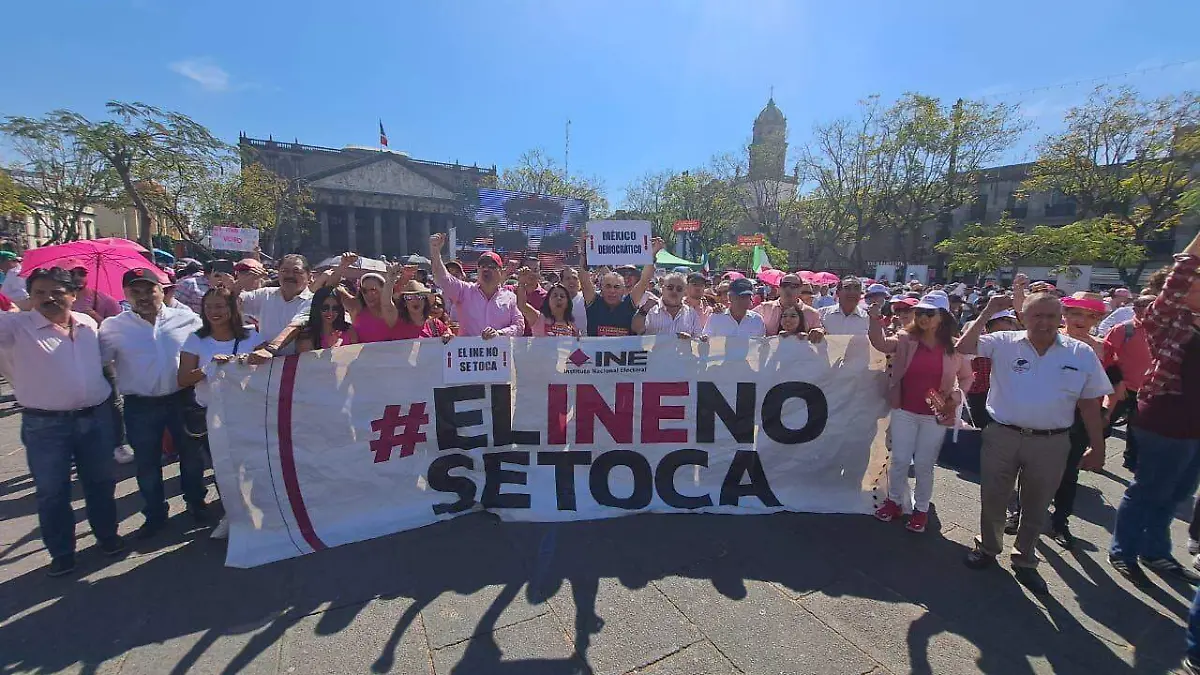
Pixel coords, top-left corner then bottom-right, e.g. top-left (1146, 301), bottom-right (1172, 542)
top-left (239, 135), bottom-right (496, 259)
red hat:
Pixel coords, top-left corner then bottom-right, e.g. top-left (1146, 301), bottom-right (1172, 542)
top-left (478, 251), bottom-right (503, 268)
top-left (1062, 292), bottom-right (1106, 314)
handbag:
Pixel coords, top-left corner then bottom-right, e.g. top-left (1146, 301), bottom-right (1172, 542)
top-left (182, 336), bottom-right (241, 439)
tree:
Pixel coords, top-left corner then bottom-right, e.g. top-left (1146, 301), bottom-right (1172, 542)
top-left (623, 163), bottom-right (742, 258)
top-left (196, 160), bottom-right (313, 255)
top-left (710, 239), bottom-right (789, 271)
top-left (935, 219), bottom-right (1146, 279)
top-left (0, 113), bottom-right (121, 243)
top-left (56, 102), bottom-right (227, 247)
top-left (875, 94), bottom-right (1025, 266)
top-left (0, 170), bottom-right (29, 218)
top-left (1022, 86), bottom-right (1200, 285)
top-left (498, 148), bottom-right (610, 218)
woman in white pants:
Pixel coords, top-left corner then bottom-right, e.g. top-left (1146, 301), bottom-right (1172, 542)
top-left (867, 292), bottom-right (973, 533)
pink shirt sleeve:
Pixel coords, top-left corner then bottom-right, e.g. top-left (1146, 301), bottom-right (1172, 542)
top-left (433, 267), bottom-right (471, 306)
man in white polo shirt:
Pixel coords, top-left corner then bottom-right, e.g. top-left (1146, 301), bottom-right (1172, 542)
top-left (703, 278), bottom-right (765, 337)
top-left (636, 272), bottom-right (700, 338)
top-left (819, 276), bottom-right (870, 335)
top-left (957, 292), bottom-right (1111, 595)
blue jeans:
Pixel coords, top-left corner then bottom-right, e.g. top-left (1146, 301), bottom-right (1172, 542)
top-left (1110, 427), bottom-right (1200, 562)
top-left (22, 406), bottom-right (118, 560)
top-left (123, 392), bottom-right (206, 523)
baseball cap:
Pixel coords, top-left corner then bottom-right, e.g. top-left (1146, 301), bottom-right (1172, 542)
top-left (1062, 292), bottom-right (1106, 314)
top-left (0, 251), bottom-right (21, 262)
top-left (729, 278), bottom-right (755, 296)
top-left (477, 251), bottom-right (503, 268)
top-left (865, 283), bottom-right (889, 297)
top-left (890, 295), bottom-right (918, 307)
top-left (915, 293), bottom-right (950, 311)
top-left (234, 258), bottom-right (264, 273)
top-left (1113, 287), bottom-right (1132, 299)
top-left (617, 264), bottom-right (640, 275)
top-left (987, 309), bottom-right (1018, 322)
top-left (205, 259), bottom-right (235, 275)
top-left (122, 267), bottom-right (164, 287)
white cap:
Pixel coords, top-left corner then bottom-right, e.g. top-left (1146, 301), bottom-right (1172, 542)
top-left (987, 309), bottom-right (1017, 322)
top-left (915, 293), bottom-right (950, 312)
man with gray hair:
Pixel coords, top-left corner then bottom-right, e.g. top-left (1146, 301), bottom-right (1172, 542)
top-left (957, 291), bottom-right (1111, 595)
top-left (635, 272), bottom-right (700, 338)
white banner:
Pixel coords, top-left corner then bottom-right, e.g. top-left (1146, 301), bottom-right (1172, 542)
top-left (208, 336), bottom-right (891, 568)
top-left (585, 220), bottom-right (653, 266)
top-left (211, 226), bottom-right (260, 252)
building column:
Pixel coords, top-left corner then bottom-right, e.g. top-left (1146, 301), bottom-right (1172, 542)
top-left (346, 207), bottom-right (357, 253)
top-left (396, 211), bottom-right (408, 257)
top-left (372, 209), bottom-right (383, 258)
top-left (416, 213), bottom-right (430, 256)
top-left (318, 208), bottom-right (330, 249)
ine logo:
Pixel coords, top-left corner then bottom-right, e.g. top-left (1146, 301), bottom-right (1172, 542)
top-left (564, 348), bottom-right (649, 374)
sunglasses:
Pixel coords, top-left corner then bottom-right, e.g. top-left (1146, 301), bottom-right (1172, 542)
top-left (321, 303), bottom-right (340, 312)
top-left (915, 309), bottom-right (938, 318)
top-left (401, 294), bottom-right (424, 302)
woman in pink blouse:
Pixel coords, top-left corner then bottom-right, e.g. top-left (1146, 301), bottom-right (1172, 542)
top-left (516, 268), bottom-right (578, 337)
top-left (295, 286), bottom-right (350, 352)
top-left (867, 292), bottom-right (974, 533)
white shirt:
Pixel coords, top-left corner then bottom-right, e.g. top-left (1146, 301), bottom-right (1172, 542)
top-left (182, 327), bottom-right (260, 407)
top-left (818, 305), bottom-right (871, 335)
top-left (643, 302), bottom-right (701, 336)
top-left (240, 287), bottom-right (312, 353)
top-left (978, 331), bottom-right (1113, 430)
top-left (1, 264), bottom-right (28, 302)
top-left (814, 294), bottom-right (837, 309)
top-left (703, 310), bottom-right (766, 338)
top-left (0, 311), bottom-right (112, 410)
top-left (572, 292), bottom-right (588, 338)
top-left (100, 304), bottom-right (203, 397)
top-left (1097, 305), bottom-right (1135, 337)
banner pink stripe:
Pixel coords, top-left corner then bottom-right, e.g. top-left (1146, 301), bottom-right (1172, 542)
top-left (277, 355), bottom-right (326, 552)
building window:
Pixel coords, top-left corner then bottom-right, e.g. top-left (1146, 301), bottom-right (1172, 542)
top-left (1044, 192), bottom-right (1077, 218)
top-left (968, 194), bottom-right (988, 222)
top-left (1004, 192), bottom-right (1028, 219)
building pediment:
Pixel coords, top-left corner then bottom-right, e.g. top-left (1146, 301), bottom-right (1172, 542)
top-left (307, 156), bottom-right (455, 200)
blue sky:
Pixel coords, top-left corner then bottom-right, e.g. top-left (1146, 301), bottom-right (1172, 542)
top-left (2, 0), bottom-right (1197, 205)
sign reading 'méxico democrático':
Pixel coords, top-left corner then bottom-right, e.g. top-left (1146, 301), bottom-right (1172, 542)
top-left (585, 220), bottom-right (653, 266)
top-left (208, 336), bottom-right (891, 568)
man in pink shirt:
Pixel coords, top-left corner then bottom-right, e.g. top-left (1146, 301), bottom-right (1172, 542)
top-left (0, 267), bottom-right (125, 577)
top-left (69, 266), bottom-right (122, 322)
top-left (1102, 293), bottom-right (1155, 470)
top-left (756, 273), bottom-right (825, 341)
top-left (429, 233), bottom-right (524, 339)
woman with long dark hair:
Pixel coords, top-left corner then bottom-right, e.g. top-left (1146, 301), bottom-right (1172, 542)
top-left (516, 267), bottom-right (577, 337)
top-left (296, 286), bottom-right (351, 352)
top-left (776, 304), bottom-right (807, 338)
top-left (394, 279), bottom-right (450, 340)
top-left (177, 287), bottom-right (259, 540)
top-left (867, 292), bottom-right (973, 533)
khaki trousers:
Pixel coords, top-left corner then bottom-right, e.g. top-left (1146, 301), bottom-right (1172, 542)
top-left (976, 424), bottom-right (1071, 568)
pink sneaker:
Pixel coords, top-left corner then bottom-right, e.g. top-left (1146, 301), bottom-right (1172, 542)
top-left (874, 499), bottom-right (901, 522)
top-left (907, 510), bottom-right (928, 533)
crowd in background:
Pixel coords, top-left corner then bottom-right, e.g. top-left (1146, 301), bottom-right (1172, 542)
top-left (1, 226), bottom-right (1199, 674)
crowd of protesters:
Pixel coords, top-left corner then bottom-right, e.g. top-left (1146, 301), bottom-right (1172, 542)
top-left (1, 225), bottom-right (1199, 671)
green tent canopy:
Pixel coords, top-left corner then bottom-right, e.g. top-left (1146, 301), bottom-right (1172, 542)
top-left (655, 250), bottom-right (701, 267)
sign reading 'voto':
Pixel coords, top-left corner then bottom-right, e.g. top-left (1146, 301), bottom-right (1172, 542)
top-left (585, 220), bottom-right (653, 267)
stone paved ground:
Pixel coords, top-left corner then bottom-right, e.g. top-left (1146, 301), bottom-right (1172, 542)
top-left (1, 389), bottom-right (1196, 674)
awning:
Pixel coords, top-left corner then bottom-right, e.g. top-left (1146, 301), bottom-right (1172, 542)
top-left (655, 250), bottom-right (700, 267)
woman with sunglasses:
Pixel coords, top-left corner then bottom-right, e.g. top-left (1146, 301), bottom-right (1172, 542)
top-left (868, 292), bottom-right (973, 533)
top-left (296, 286), bottom-right (351, 352)
top-left (515, 267), bottom-right (577, 336)
top-left (394, 279), bottom-right (451, 340)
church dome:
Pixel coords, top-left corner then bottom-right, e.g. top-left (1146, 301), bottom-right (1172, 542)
top-left (755, 98), bottom-right (785, 126)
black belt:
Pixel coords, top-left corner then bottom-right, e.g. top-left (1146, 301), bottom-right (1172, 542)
top-left (23, 397), bottom-right (110, 419)
top-left (124, 388), bottom-right (193, 403)
top-left (998, 423), bottom-right (1071, 437)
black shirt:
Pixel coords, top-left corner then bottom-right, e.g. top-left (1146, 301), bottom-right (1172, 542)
top-left (586, 295), bottom-right (637, 336)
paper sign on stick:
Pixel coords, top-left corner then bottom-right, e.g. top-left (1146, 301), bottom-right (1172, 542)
top-left (211, 226), bottom-right (260, 252)
top-left (585, 220), bottom-right (653, 267)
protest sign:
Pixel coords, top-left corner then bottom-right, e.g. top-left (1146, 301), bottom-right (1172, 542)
top-left (208, 336), bottom-right (890, 568)
top-left (585, 220), bottom-right (653, 266)
top-left (211, 226), bottom-right (260, 252)
top-left (444, 337), bottom-right (512, 384)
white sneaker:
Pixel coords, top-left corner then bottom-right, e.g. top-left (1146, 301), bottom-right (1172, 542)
top-left (210, 517), bottom-right (229, 540)
top-left (113, 445), bottom-right (135, 465)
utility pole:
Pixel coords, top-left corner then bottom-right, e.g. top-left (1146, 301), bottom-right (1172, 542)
top-left (564, 119), bottom-right (571, 178)
top-left (935, 98), bottom-right (964, 282)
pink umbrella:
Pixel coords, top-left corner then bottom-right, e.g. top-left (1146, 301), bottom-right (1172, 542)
top-left (757, 268), bottom-right (785, 287)
top-left (813, 271), bottom-right (840, 285)
top-left (20, 240), bottom-right (165, 301)
top-left (798, 270), bottom-right (817, 283)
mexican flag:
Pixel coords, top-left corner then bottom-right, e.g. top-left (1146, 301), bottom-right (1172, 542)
top-left (751, 246), bottom-right (771, 273)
